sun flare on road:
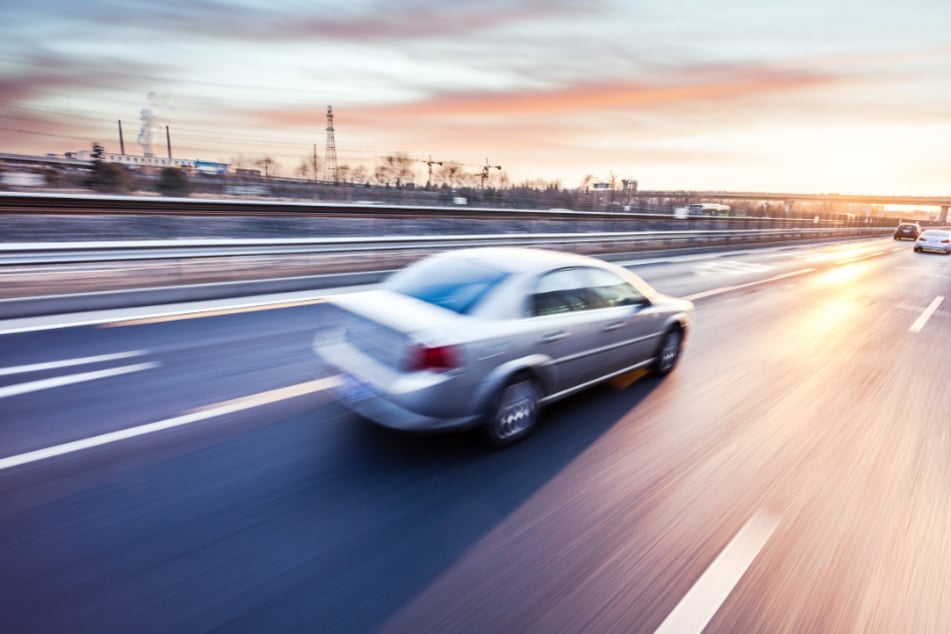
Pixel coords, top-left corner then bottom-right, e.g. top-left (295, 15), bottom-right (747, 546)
top-left (814, 263), bottom-right (867, 287)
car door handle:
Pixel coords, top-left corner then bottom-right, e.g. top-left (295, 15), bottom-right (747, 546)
top-left (602, 321), bottom-right (625, 332)
top-left (540, 330), bottom-right (568, 343)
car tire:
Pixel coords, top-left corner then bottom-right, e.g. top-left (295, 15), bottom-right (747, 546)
top-left (483, 377), bottom-right (541, 447)
top-left (914, 247), bottom-right (921, 252)
top-left (653, 329), bottom-right (683, 377)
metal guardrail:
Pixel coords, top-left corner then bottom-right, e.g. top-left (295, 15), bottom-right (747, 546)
top-left (0, 227), bottom-right (891, 266)
top-left (0, 191), bottom-right (901, 227)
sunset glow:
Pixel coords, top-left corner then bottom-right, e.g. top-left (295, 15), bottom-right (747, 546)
top-left (1, 1), bottom-right (949, 193)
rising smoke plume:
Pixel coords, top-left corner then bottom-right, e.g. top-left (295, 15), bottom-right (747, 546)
top-left (137, 91), bottom-right (170, 156)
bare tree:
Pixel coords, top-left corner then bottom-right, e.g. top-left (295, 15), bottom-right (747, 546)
top-left (373, 164), bottom-right (388, 185)
top-left (376, 152), bottom-right (416, 186)
top-left (256, 156), bottom-right (278, 178)
top-left (439, 161), bottom-right (464, 187)
top-left (230, 154), bottom-right (252, 170)
top-left (351, 165), bottom-right (368, 184)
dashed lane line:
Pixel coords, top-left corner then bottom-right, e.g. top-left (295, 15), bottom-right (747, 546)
top-left (909, 296), bottom-right (944, 334)
top-left (654, 510), bottom-right (781, 634)
top-left (684, 268), bottom-right (815, 301)
top-left (0, 362), bottom-right (159, 399)
top-left (0, 376), bottom-right (340, 471)
top-left (0, 350), bottom-right (148, 377)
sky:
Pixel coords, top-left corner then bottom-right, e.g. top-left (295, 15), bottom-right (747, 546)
top-left (1, 0), bottom-right (950, 194)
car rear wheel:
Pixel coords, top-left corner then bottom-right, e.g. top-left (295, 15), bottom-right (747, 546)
top-left (483, 377), bottom-right (541, 447)
top-left (653, 329), bottom-right (683, 376)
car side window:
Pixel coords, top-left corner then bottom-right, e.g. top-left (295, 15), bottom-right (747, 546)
top-left (583, 267), bottom-right (647, 307)
top-left (531, 268), bottom-right (593, 316)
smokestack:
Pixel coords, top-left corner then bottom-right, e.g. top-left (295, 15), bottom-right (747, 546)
top-left (118, 120), bottom-right (125, 155)
top-left (166, 125), bottom-right (172, 159)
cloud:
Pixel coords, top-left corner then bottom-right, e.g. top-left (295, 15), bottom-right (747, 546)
top-left (26, 0), bottom-right (589, 43)
top-left (248, 64), bottom-right (840, 128)
top-left (0, 53), bottom-right (157, 107)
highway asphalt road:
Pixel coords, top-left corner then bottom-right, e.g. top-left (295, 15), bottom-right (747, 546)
top-left (1, 238), bottom-right (948, 633)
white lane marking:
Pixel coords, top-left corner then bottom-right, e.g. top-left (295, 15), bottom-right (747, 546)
top-left (909, 296), bottom-right (945, 333)
top-left (0, 377), bottom-right (340, 471)
top-left (0, 362), bottom-right (160, 399)
top-left (0, 285), bottom-right (372, 336)
top-left (684, 268), bottom-right (815, 301)
top-left (0, 350), bottom-right (147, 377)
top-left (654, 510), bottom-right (780, 634)
top-left (692, 260), bottom-right (774, 277)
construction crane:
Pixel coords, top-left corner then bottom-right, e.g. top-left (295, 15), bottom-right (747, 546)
top-left (479, 158), bottom-right (501, 189)
top-left (415, 155), bottom-right (443, 187)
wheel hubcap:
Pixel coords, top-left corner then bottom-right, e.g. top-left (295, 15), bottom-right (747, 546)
top-left (660, 333), bottom-right (681, 371)
top-left (495, 384), bottom-right (537, 439)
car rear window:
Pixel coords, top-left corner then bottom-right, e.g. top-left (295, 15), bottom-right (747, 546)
top-left (384, 255), bottom-right (510, 314)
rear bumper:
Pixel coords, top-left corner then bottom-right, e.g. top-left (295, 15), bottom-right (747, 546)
top-left (314, 337), bottom-right (482, 432)
top-left (331, 377), bottom-right (482, 431)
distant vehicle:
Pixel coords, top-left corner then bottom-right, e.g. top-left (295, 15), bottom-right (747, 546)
top-left (312, 247), bottom-right (694, 446)
top-left (234, 168), bottom-right (262, 177)
top-left (914, 230), bottom-right (951, 255)
top-left (673, 207), bottom-right (690, 219)
top-left (224, 185), bottom-right (269, 196)
top-left (1, 172), bottom-right (46, 187)
top-left (894, 222), bottom-right (921, 240)
top-left (194, 160), bottom-right (229, 176)
top-left (687, 203), bottom-right (730, 216)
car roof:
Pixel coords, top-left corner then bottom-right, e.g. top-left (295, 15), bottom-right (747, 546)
top-left (433, 247), bottom-right (608, 274)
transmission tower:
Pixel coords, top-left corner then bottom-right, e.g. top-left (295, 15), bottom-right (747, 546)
top-left (324, 105), bottom-right (338, 183)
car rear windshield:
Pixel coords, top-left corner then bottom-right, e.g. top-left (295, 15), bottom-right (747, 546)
top-left (384, 255), bottom-right (510, 314)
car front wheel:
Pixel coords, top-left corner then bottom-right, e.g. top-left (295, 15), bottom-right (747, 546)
top-left (483, 377), bottom-right (541, 447)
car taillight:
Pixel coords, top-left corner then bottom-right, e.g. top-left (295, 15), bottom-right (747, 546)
top-left (942, 239), bottom-right (951, 244)
top-left (404, 344), bottom-right (461, 371)
top-left (918, 237), bottom-right (926, 241)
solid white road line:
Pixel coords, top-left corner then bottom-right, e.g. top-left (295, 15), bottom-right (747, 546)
top-left (0, 285), bottom-right (372, 336)
top-left (0, 376), bottom-right (340, 471)
top-left (0, 350), bottom-right (147, 377)
top-left (684, 268), bottom-right (815, 301)
top-left (909, 296), bottom-right (944, 333)
top-left (0, 362), bottom-right (160, 399)
top-left (654, 510), bottom-right (781, 634)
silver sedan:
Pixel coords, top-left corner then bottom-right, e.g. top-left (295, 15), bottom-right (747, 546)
top-left (313, 247), bottom-right (694, 446)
